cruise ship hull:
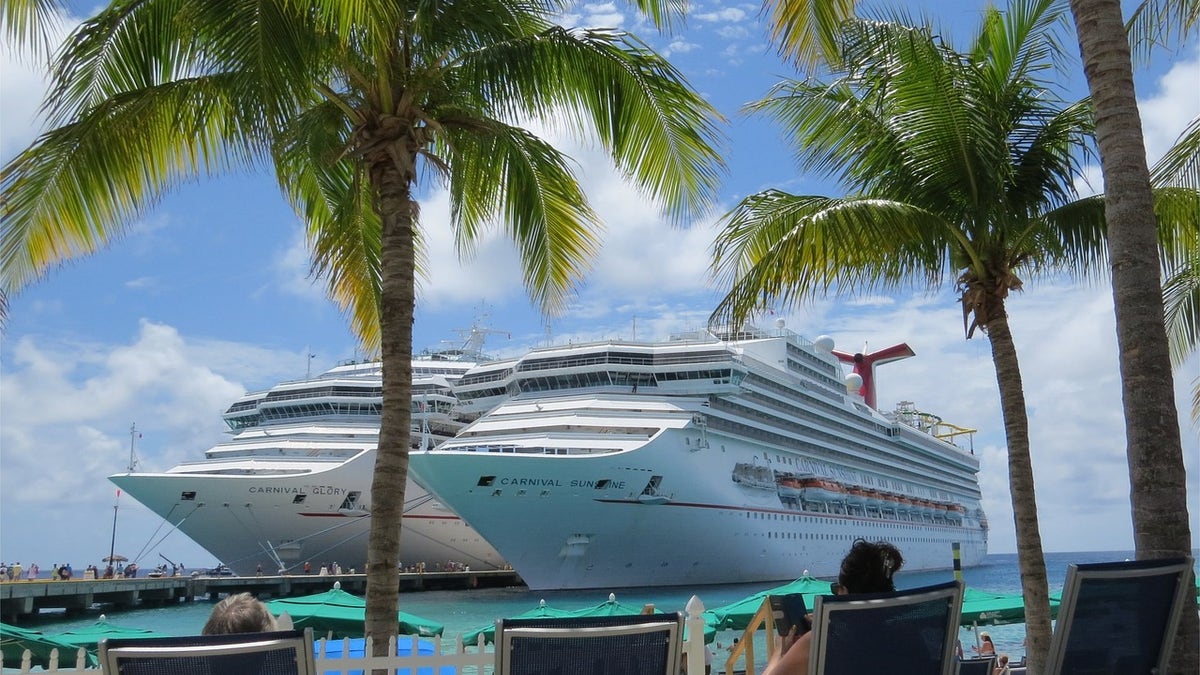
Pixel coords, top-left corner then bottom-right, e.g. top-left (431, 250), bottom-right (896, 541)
top-left (112, 449), bottom-right (506, 576)
top-left (412, 426), bottom-right (987, 590)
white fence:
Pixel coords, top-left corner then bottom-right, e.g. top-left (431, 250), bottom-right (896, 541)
top-left (4, 596), bottom-right (711, 674)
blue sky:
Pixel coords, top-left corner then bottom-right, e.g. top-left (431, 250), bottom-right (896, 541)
top-left (1, 1), bottom-right (1197, 572)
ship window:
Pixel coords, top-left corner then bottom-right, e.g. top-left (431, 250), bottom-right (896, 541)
top-left (595, 479), bottom-right (610, 490)
top-left (180, 491), bottom-right (196, 501)
top-left (292, 494), bottom-right (306, 504)
top-left (477, 476), bottom-right (496, 487)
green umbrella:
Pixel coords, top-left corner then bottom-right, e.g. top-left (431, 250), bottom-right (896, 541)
top-left (960, 587), bottom-right (1059, 627)
top-left (53, 616), bottom-right (169, 649)
top-left (705, 576), bottom-right (833, 632)
top-left (567, 593), bottom-right (653, 618)
top-left (264, 584), bottom-right (443, 639)
top-left (1, 622), bottom-right (98, 669)
top-left (461, 599), bottom-right (575, 645)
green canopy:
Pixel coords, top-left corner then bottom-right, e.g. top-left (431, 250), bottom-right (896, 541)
top-left (960, 587), bottom-right (1059, 627)
top-left (1, 622), bottom-right (98, 669)
top-left (53, 617), bottom-right (170, 649)
top-left (704, 576), bottom-right (833, 632)
top-left (568, 593), bottom-right (654, 618)
top-left (264, 585), bottom-right (443, 639)
top-left (461, 599), bottom-right (575, 645)
top-left (462, 594), bottom-right (717, 646)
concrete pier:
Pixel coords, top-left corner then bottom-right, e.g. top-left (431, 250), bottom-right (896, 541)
top-left (0, 570), bottom-right (522, 623)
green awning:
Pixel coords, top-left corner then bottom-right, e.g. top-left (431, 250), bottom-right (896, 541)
top-left (265, 585), bottom-right (443, 639)
top-left (461, 599), bottom-right (575, 645)
top-left (53, 617), bottom-right (169, 649)
top-left (1, 622), bottom-right (98, 669)
top-left (960, 587), bottom-right (1059, 627)
top-left (704, 576), bottom-right (833, 632)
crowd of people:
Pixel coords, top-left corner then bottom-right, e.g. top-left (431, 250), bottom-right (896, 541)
top-left (0, 560), bottom-right (163, 581)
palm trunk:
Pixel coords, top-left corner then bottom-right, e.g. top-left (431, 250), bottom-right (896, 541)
top-left (363, 155), bottom-right (417, 655)
top-left (1067, 2), bottom-right (1198, 672)
top-left (985, 310), bottom-right (1052, 674)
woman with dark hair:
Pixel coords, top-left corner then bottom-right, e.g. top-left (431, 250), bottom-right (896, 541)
top-left (763, 539), bottom-right (905, 675)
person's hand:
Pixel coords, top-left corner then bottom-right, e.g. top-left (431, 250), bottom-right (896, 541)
top-left (779, 625), bottom-right (801, 654)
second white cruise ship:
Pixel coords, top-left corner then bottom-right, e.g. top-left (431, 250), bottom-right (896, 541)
top-left (410, 322), bottom-right (988, 590)
top-left (110, 344), bottom-right (507, 576)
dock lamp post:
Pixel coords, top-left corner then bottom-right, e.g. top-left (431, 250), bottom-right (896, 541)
top-left (107, 489), bottom-right (120, 577)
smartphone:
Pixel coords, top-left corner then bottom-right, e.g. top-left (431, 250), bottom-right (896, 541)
top-left (768, 593), bottom-right (810, 636)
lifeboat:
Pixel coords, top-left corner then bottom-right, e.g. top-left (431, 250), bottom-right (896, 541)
top-left (776, 475), bottom-right (805, 500)
top-left (800, 478), bottom-right (846, 502)
top-left (845, 487), bottom-right (869, 506)
top-left (732, 462), bottom-right (777, 490)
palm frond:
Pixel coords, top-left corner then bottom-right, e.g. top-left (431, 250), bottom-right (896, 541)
top-left (1, 74), bottom-right (263, 297)
top-left (1151, 115), bottom-right (1200, 190)
top-left (443, 119), bottom-right (602, 316)
top-left (453, 26), bottom-right (726, 224)
top-left (1162, 255), bottom-right (1200, 368)
top-left (274, 98), bottom-right (385, 355)
top-left (763, 0), bottom-right (860, 70)
top-left (2, 0), bottom-right (64, 54)
top-left (1127, 0), bottom-right (1200, 66)
top-left (709, 192), bottom-right (951, 326)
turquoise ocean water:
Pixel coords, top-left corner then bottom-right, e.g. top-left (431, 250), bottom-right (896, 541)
top-left (13, 550), bottom-right (1198, 666)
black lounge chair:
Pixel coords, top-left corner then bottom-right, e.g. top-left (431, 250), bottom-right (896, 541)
top-left (1044, 556), bottom-right (1194, 675)
top-left (957, 656), bottom-right (996, 674)
top-left (808, 580), bottom-right (964, 675)
top-left (98, 628), bottom-right (316, 675)
top-left (494, 612), bottom-right (683, 675)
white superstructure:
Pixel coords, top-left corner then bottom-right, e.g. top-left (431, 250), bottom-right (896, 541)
top-left (410, 324), bottom-right (988, 590)
top-left (110, 349), bottom-right (506, 576)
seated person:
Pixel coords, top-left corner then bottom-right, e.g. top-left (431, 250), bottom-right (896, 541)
top-left (763, 539), bottom-right (905, 675)
top-left (202, 592), bottom-right (278, 635)
top-left (978, 632), bottom-right (996, 656)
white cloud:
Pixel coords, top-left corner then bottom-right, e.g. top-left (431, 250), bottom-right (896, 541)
top-left (696, 8), bottom-right (747, 22)
top-left (0, 321), bottom-right (310, 567)
top-left (1139, 44), bottom-right (1200, 167)
top-left (0, 12), bottom-right (77, 160)
top-left (663, 38), bottom-right (699, 56)
top-left (270, 229), bottom-right (328, 304)
top-left (1076, 44), bottom-right (1200, 195)
top-left (580, 2), bottom-right (625, 28)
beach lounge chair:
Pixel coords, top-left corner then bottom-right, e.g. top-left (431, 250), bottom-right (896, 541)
top-left (494, 611), bottom-right (683, 675)
top-left (1044, 556), bottom-right (1194, 675)
top-left (808, 580), bottom-right (964, 675)
top-left (956, 656), bottom-right (996, 674)
top-left (98, 628), bottom-right (316, 675)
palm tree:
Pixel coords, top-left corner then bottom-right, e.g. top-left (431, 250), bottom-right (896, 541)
top-left (1, 0), bottom-right (725, 645)
top-left (1067, 1), bottom-right (1198, 671)
top-left (708, 2), bottom-right (1198, 671)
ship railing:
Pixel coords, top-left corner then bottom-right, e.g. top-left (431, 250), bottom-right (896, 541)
top-left (2, 596), bottom-right (712, 674)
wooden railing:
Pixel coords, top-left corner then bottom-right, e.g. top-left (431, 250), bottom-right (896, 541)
top-left (722, 596), bottom-right (780, 675)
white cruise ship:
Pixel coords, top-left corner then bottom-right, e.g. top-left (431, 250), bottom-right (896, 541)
top-left (110, 346), bottom-right (507, 577)
top-left (409, 322), bottom-right (988, 590)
